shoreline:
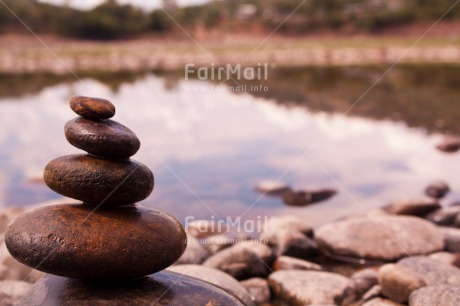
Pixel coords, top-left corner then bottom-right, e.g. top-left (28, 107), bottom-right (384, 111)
top-left (1, 195), bottom-right (460, 305)
top-left (1, 34), bottom-right (460, 74)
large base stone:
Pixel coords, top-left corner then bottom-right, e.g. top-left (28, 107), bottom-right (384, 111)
top-left (20, 271), bottom-right (245, 306)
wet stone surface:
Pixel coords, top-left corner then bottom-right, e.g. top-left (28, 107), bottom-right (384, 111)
top-left (44, 154), bottom-right (153, 206)
top-left (20, 271), bottom-right (245, 306)
top-left (69, 96), bottom-right (115, 120)
top-left (5, 204), bottom-right (186, 279)
top-left (65, 117), bottom-right (140, 159)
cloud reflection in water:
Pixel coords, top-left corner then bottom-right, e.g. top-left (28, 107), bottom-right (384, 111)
top-left (0, 74), bottom-right (458, 226)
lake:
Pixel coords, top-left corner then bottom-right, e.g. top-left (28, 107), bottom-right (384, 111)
top-left (1, 65), bottom-right (459, 227)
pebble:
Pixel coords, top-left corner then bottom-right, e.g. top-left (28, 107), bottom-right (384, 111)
top-left (440, 227), bottom-right (460, 253)
top-left (167, 264), bottom-right (254, 306)
top-left (44, 154), bottom-right (153, 206)
top-left (351, 268), bottom-right (379, 299)
top-left (65, 117), bottom-right (140, 159)
top-left (424, 180), bottom-right (450, 199)
top-left (315, 216), bottom-right (444, 261)
top-left (310, 189), bottom-right (338, 203)
top-left (273, 255), bottom-right (323, 271)
top-left (240, 278), bottom-right (271, 304)
top-left (282, 189), bottom-right (337, 206)
top-left (20, 271), bottom-right (245, 306)
top-left (203, 241), bottom-right (274, 280)
top-left (409, 285), bottom-right (460, 306)
top-left (378, 263), bottom-right (426, 303)
top-left (379, 255), bottom-right (460, 303)
top-left (270, 229), bottom-right (319, 259)
top-left (425, 206), bottom-right (460, 226)
top-left (282, 191), bottom-right (312, 206)
top-left (203, 248), bottom-right (268, 280)
top-left (436, 136), bottom-right (460, 153)
top-left (268, 270), bottom-right (356, 305)
top-left (381, 198), bottom-right (440, 216)
top-left (398, 256), bottom-right (460, 286)
top-left (69, 96), bottom-right (115, 120)
top-left (5, 204), bottom-right (186, 279)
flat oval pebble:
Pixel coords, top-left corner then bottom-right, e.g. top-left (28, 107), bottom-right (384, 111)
top-left (5, 204), bottom-right (186, 279)
top-left (65, 117), bottom-right (140, 159)
top-left (44, 154), bottom-right (153, 206)
top-left (315, 216), bottom-right (444, 262)
top-left (20, 271), bottom-right (245, 306)
top-left (70, 96), bottom-right (115, 120)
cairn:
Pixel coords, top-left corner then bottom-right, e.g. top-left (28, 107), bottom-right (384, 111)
top-left (5, 96), bottom-right (244, 305)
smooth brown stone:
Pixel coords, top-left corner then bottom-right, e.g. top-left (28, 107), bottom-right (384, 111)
top-left (436, 136), bottom-right (460, 153)
top-left (5, 204), bottom-right (186, 280)
top-left (65, 118), bottom-right (140, 159)
top-left (424, 181), bottom-right (450, 199)
top-left (44, 154), bottom-right (153, 206)
top-left (20, 271), bottom-right (245, 306)
top-left (381, 199), bottom-right (441, 216)
top-left (70, 96), bottom-right (115, 120)
top-left (281, 189), bottom-right (337, 206)
top-left (282, 191), bottom-right (312, 206)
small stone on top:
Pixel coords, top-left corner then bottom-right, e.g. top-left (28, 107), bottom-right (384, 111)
top-left (70, 96), bottom-right (115, 120)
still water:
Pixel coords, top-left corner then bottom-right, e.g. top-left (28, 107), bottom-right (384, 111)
top-left (1, 66), bottom-right (459, 226)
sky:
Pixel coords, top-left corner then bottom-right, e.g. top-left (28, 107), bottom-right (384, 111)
top-left (38, 0), bottom-right (210, 11)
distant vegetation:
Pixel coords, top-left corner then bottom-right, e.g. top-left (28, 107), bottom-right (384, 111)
top-left (1, 0), bottom-right (460, 40)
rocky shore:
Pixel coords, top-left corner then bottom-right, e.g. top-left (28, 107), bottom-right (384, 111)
top-left (1, 186), bottom-right (460, 305)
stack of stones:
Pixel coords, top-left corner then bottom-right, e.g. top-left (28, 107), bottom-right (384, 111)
top-left (5, 97), bottom-right (245, 305)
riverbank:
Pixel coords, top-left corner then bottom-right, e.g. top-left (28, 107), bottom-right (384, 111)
top-left (1, 32), bottom-right (460, 74)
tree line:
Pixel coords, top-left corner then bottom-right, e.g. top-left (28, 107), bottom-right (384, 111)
top-left (1, 0), bottom-right (459, 40)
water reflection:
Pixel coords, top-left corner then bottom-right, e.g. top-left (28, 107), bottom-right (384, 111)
top-left (225, 65), bottom-right (460, 134)
top-left (1, 68), bottom-right (459, 226)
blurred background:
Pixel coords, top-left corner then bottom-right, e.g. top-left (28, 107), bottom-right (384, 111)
top-left (1, 0), bottom-right (460, 226)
